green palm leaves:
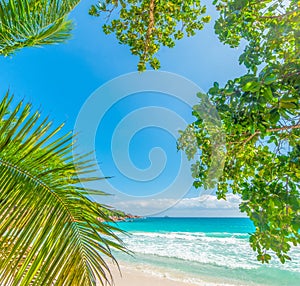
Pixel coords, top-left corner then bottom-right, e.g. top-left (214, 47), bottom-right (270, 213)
top-left (0, 0), bottom-right (80, 55)
top-left (0, 93), bottom-right (125, 285)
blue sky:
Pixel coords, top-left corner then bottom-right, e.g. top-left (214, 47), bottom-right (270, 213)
top-left (0, 0), bottom-right (247, 216)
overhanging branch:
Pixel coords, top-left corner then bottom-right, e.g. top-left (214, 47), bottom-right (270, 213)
top-left (243, 124), bottom-right (300, 146)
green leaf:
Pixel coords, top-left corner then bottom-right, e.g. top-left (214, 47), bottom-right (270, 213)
top-left (264, 86), bottom-right (273, 101)
top-left (270, 108), bottom-right (280, 123)
top-left (279, 102), bottom-right (298, 109)
top-left (264, 74), bottom-right (277, 85)
top-left (0, 0), bottom-right (80, 56)
top-left (0, 93), bottom-right (126, 285)
top-left (242, 81), bottom-right (260, 92)
top-left (280, 95), bottom-right (298, 103)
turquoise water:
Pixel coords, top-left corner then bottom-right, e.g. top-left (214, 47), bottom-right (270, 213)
top-left (114, 217), bottom-right (300, 285)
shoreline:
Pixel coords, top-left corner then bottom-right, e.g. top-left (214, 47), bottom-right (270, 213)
top-left (104, 259), bottom-right (241, 286)
top-left (106, 263), bottom-right (199, 286)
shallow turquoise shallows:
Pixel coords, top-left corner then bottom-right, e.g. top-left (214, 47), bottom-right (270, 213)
top-left (113, 217), bottom-right (300, 286)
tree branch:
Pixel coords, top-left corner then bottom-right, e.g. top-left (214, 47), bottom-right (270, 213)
top-left (261, 8), bottom-right (300, 20)
top-left (243, 124), bottom-right (300, 146)
top-left (144, 0), bottom-right (155, 56)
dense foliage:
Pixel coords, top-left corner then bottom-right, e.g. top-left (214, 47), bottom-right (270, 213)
top-left (89, 0), bottom-right (211, 71)
top-left (178, 0), bottom-right (300, 263)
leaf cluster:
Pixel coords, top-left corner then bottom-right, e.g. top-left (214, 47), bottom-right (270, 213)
top-left (179, 0), bottom-right (300, 263)
top-left (0, 0), bottom-right (80, 56)
top-left (90, 0), bottom-right (210, 71)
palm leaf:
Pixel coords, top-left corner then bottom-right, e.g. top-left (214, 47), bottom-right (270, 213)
top-left (0, 0), bottom-right (80, 55)
top-left (0, 92), bottom-right (126, 286)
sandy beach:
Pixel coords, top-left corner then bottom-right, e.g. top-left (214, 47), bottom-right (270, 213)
top-left (108, 264), bottom-right (200, 286)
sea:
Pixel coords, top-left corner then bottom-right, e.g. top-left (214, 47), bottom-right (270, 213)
top-left (113, 217), bottom-right (300, 286)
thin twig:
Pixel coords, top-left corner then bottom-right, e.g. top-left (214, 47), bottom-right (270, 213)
top-left (260, 8), bottom-right (300, 20)
top-left (243, 124), bottom-right (300, 146)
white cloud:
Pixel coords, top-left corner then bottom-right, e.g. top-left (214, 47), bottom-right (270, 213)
top-left (175, 193), bottom-right (241, 209)
top-left (111, 193), bottom-right (243, 217)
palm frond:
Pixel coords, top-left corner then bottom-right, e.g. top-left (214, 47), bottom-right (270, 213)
top-left (0, 92), bottom-right (126, 286)
top-left (0, 0), bottom-right (80, 55)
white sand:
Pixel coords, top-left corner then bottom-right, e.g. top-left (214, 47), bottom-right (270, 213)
top-left (107, 263), bottom-right (200, 286)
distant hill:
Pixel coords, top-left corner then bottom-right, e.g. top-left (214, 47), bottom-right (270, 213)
top-left (95, 203), bottom-right (140, 222)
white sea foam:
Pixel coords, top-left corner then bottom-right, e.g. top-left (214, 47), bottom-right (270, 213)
top-left (119, 231), bottom-right (300, 272)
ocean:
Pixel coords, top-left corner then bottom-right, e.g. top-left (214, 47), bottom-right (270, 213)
top-left (113, 217), bottom-right (300, 286)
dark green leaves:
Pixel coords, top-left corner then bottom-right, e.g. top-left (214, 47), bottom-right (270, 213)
top-left (269, 108), bottom-right (280, 124)
top-left (179, 0), bottom-right (300, 264)
top-left (214, 0), bottom-right (300, 73)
